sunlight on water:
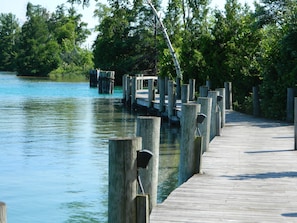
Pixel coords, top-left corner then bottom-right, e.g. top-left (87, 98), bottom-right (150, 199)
top-left (0, 72), bottom-right (180, 223)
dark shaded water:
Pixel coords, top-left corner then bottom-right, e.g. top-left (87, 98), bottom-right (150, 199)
top-left (0, 72), bottom-right (180, 223)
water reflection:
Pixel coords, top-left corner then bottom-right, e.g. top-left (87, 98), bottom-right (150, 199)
top-left (0, 72), bottom-right (181, 223)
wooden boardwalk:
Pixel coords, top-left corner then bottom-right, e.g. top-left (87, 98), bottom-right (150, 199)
top-left (150, 110), bottom-right (296, 222)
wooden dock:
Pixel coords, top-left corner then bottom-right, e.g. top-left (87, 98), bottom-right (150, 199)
top-left (150, 110), bottom-right (296, 222)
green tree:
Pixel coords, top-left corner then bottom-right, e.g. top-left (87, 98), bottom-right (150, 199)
top-left (16, 3), bottom-right (61, 76)
top-left (0, 13), bottom-right (20, 71)
top-left (255, 0), bottom-right (297, 119)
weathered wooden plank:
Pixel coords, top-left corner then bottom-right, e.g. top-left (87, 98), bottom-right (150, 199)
top-left (150, 110), bottom-right (295, 222)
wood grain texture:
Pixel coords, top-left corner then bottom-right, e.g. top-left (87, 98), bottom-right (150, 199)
top-left (151, 111), bottom-right (295, 222)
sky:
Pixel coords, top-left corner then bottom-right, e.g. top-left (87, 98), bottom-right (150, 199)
top-left (0, 0), bottom-right (258, 47)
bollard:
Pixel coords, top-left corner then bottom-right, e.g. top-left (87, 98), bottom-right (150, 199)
top-left (197, 97), bottom-right (212, 153)
top-left (208, 91), bottom-right (219, 141)
top-left (179, 103), bottom-right (201, 184)
top-left (181, 84), bottom-right (189, 103)
top-left (216, 88), bottom-right (226, 128)
top-left (108, 137), bottom-right (142, 223)
top-left (295, 98), bottom-right (297, 150)
top-left (253, 86), bottom-right (260, 117)
top-left (189, 79), bottom-right (196, 101)
top-left (0, 202), bottom-right (7, 223)
top-left (224, 82), bottom-right (233, 110)
top-left (136, 116), bottom-right (161, 211)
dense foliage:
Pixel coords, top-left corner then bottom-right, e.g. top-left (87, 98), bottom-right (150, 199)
top-left (1, 0), bottom-right (296, 119)
top-left (0, 2), bottom-right (93, 80)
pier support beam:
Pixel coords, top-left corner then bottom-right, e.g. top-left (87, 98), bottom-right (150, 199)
top-left (136, 116), bottom-right (161, 211)
top-left (287, 88), bottom-right (295, 122)
top-left (208, 91), bottom-right (219, 141)
top-left (179, 103), bottom-right (201, 184)
top-left (199, 86), bottom-right (208, 97)
top-left (216, 88), bottom-right (226, 128)
top-left (197, 97), bottom-right (212, 153)
top-left (224, 82), bottom-right (232, 110)
top-left (253, 86), bottom-right (260, 117)
top-left (108, 137), bottom-right (141, 223)
top-left (168, 80), bottom-right (175, 120)
top-left (189, 79), bottom-right (196, 101)
top-left (181, 84), bottom-right (189, 103)
top-left (158, 77), bottom-right (165, 113)
top-left (295, 98), bottom-right (297, 150)
top-left (0, 202), bottom-right (7, 223)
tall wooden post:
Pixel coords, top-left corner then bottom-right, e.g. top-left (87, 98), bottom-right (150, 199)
top-left (208, 91), bottom-right (219, 141)
top-left (126, 76), bottom-right (132, 105)
top-left (216, 88), bottom-right (226, 128)
top-left (132, 77), bottom-right (137, 106)
top-left (108, 137), bottom-right (142, 223)
top-left (253, 86), bottom-right (260, 117)
top-left (199, 86), bottom-right (208, 97)
top-left (224, 82), bottom-right (232, 110)
top-left (176, 77), bottom-right (181, 100)
top-left (179, 103), bottom-right (201, 184)
top-left (287, 88), bottom-right (295, 122)
top-left (136, 116), bottom-right (161, 211)
top-left (0, 202), bottom-right (6, 223)
top-left (168, 80), bottom-right (175, 119)
top-left (158, 77), bottom-right (165, 113)
top-left (148, 79), bottom-right (154, 108)
top-left (295, 98), bottom-right (297, 150)
top-left (181, 84), bottom-right (189, 103)
top-left (197, 97), bottom-right (212, 153)
top-left (189, 79), bottom-right (196, 101)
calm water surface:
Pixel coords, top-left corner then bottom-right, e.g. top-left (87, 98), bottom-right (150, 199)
top-left (0, 72), bottom-right (180, 223)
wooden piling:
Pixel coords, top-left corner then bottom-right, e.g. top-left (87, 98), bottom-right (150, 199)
top-left (136, 116), bottom-right (161, 211)
top-left (253, 86), bottom-right (260, 117)
top-left (179, 103), bottom-right (201, 184)
top-left (168, 80), bottom-right (175, 119)
top-left (181, 84), bottom-right (189, 103)
top-left (176, 77), bottom-right (181, 100)
top-left (98, 71), bottom-right (115, 94)
top-left (108, 137), bottom-right (142, 223)
top-left (208, 91), bottom-right (219, 141)
top-left (136, 195), bottom-right (149, 223)
top-left (148, 79), bottom-right (154, 108)
top-left (158, 77), bottom-right (165, 113)
top-left (197, 97), bottom-right (212, 153)
top-left (287, 88), bottom-right (295, 122)
top-left (224, 82), bottom-right (233, 110)
top-left (0, 202), bottom-right (6, 223)
top-left (126, 76), bottom-right (132, 105)
top-left (199, 86), bottom-right (208, 97)
top-left (295, 98), bottom-right (297, 150)
top-left (189, 79), bottom-right (196, 101)
top-left (132, 77), bottom-right (137, 106)
top-left (216, 88), bottom-right (226, 128)
top-left (89, 69), bottom-right (98, 87)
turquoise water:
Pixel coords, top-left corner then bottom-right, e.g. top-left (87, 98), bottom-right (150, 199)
top-left (0, 73), bottom-right (180, 223)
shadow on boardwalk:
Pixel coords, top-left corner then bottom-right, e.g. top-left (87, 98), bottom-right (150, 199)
top-left (151, 110), bottom-right (296, 223)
